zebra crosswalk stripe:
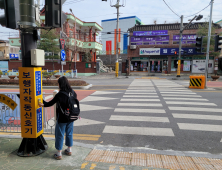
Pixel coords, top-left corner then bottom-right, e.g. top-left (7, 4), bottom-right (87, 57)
top-left (110, 115), bottom-right (170, 122)
top-left (169, 107), bottom-right (222, 112)
top-left (118, 103), bottom-right (163, 107)
top-left (166, 101), bottom-right (216, 106)
top-left (121, 99), bottom-right (160, 101)
top-left (103, 126), bottom-right (174, 136)
top-left (164, 98), bottom-right (208, 101)
top-left (172, 113), bottom-right (222, 120)
top-left (177, 123), bottom-right (222, 132)
top-left (114, 108), bottom-right (165, 113)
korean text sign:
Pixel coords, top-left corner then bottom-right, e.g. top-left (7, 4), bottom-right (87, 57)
top-left (19, 67), bottom-right (43, 138)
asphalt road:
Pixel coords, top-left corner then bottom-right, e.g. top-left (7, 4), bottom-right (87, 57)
top-left (1, 77), bottom-right (222, 156)
top-left (76, 77), bottom-right (222, 155)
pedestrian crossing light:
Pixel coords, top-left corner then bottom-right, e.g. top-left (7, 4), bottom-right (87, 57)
top-left (195, 37), bottom-right (203, 53)
top-left (174, 51), bottom-right (178, 55)
top-left (214, 35), bottom-right (222, 52)
top-left (0, 0), bottom-right (20, 29)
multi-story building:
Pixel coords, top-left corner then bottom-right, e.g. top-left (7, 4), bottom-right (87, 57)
top-left (216, 19), bottom-right (222, 27)
top-left (101, 16), bottom-right (142, 55)
top-left (9, 9), bottom-right (103, 63)
top-left (127, 22), bottom-right (221, 75)
top-left (0, 40), bottom-right (20, 60)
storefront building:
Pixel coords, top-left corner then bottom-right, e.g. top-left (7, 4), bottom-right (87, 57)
top-left (127, 23), bottom-right (221, 75)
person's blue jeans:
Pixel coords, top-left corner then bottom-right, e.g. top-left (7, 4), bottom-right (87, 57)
top-left (55, 121), bottom-right (74, 150)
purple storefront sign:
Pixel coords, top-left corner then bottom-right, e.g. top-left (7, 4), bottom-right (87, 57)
top-left (156, 42), bottom-right (163, 45)
top-left (173, 34), bottom-right (196, 41)
top-left (143, 36), bottom-right (156, 42)
top-left (131, 37), bottom-right (143, 42)
top-left (155, 35), bottom-right (169, 41)
top-left (133, 30), bottom-right (168, 36)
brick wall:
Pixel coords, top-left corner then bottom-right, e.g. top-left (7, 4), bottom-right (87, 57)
top-left (8, 60), bottom-right (96, 73)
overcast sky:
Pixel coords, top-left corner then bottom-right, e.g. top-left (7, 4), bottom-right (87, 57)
top-left (0, 0), bottom-right (221, 40)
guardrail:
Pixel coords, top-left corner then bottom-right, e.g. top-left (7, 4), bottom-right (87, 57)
top-left (0, 92), bottom-right (57, 134)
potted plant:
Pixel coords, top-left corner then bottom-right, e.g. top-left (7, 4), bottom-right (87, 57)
top-left (8, 75), bottom-right (16, 80)
top-left (211, 74), bottom-right (220, 81)
top-left (42, 72), bottom-right (51, 80)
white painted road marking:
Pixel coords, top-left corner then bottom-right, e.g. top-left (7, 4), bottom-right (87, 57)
top-left (164, 98), bottom-right (208, 101)
top-left (178, 123), bottom-right (222, 132)
top-left (118, 103), bottom-right (163, 107)
top-left (161, 92), bottom-right (196, 94)
top-left (103, 126), bottom-right (174, 136)
top-left (123, 95), bottom-right (158, 98)
top-left (161, 94), bottom-right (202, 97)
top-left (110, 115), bottom-right (169, 122)
top-left (173, 113), bottom-right (222, 120)
top-left (81, 96), bottom-right (118, 102)
top-left (121, 99), bottom-right (160, 102)
top-left (114, 108), bottom-right (166, 113)
top-left (166, 101), bottom-right (216, 106)
top-left (169, 107), bottom-right (222, 112)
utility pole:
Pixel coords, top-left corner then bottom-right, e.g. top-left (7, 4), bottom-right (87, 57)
top-left (69, 9), bottom-right (77, 73)
top-left (111, 0), bottom-right (124, 77)
top-left (176, 15), bottom-right (203, 77)
top-left (205, 0), bottom-right (214, 88)
top-left (177, 15), bottom-right (183, 77)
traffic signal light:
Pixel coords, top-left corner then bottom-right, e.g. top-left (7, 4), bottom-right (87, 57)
top-left (214, 35), bottom-right (222, 52)
top-left (45, 0), bottom-right (67, 28)
top-left (174, 51), bottom-right (178, 55)
top-left (0, 0), bottom-right (20, 29)
top-left (196, 37), bottom-right (203, 53)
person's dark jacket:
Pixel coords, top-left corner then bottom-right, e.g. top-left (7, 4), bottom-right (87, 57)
top-left (43, 90), bottom-right (77, 123)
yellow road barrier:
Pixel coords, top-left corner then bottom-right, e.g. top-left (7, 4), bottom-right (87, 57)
top-left (189, 75), bottom-right (205, 89)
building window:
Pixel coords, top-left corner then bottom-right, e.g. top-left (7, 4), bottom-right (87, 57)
top-left (77, 53), bottom-right (80, 61)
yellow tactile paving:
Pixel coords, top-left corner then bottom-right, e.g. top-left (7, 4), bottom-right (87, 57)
top-left (176, 156), bottom-right (195, 164)
top-left (103, 150), bottom-right (118, 157)
top-left (208, 158), bottom-right (222, 164)
top-left (146, 160), bottom-right (163, 169)
top-left (147, 154), bottom-right (162, 161)
top-left (131, 159), bottom-right (147, 166)
top-left (132, 152), bottom-right (146, 160)
top-left (195, 164), bottom-right (216, 170)
top-left (178, 163), bottom-right (198, 170)
top-left (192, 157), bottom-right (211, 165)
top-left (84, 149), bottom-right (222, 170)
top-left (117, 152), bottom-right (132, 158)
top-left (162, 163), bottom-right (181, 170)
top-left (85, 155), bottom-right (102, 162)
top-left (115, 157), bottom-right (131, 165)
top-left (212, 163), bottom-right (222, 170)
top-left (89, 149), bottom-right (104, 156)
top-left (100, 156), bottom-right (116, 163)
top-left (161, 155), bottom-right (178, 163)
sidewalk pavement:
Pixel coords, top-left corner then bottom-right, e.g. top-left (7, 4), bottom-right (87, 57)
top-left (1, 134), bottom-right (222, 170)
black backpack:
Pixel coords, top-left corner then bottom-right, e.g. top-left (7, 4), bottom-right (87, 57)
top-left (58, 91), bottom-right (80, 121)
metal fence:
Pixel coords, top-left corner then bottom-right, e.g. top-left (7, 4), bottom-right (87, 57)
top-left (0, 92), bottom-right (56, 135)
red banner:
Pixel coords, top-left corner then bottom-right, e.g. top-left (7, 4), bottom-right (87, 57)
top-left (60, 39), bottom-right (65, 50)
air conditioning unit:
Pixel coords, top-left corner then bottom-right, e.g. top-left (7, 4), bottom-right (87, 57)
top-left (130, 45), bottom-right (136, 49)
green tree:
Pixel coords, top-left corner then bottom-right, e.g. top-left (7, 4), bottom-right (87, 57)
top-left (195, 22), bottom-right (220, 57)
top-left (38, 29), bottom-right (60, 70)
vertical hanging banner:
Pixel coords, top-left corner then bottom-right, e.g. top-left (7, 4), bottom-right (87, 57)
top-left (19, 67), bottom-right (43, 138)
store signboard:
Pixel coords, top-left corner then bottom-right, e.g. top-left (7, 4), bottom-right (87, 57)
top-left (139, 48), bottom-right (202, 56)
top-left (131, 36), bottom-right (169, 43)
top-left (173, 34), bottom-right (196, 40)
top-left (140, 48), bottom-right (160, 55)
top-left (133, 30), bottom-right (168, 36)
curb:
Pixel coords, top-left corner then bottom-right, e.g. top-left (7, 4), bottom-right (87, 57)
top-left (0, 84), bottom-right (93, 90)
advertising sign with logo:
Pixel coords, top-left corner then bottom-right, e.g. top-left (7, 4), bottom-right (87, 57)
top-left (9, 53), bottom-right (19, 59)
top-left (133, 30), bottom-right (168, 36)
top-left (140, 48), bottom-right (160, 55)
top-left (192, 60), bottom-right (214, 73)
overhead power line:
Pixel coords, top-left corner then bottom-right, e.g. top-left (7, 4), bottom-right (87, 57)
top-left (162, 0), bottom-right (180, 17)
top-left (184, 1), bottom-right (211, 18)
